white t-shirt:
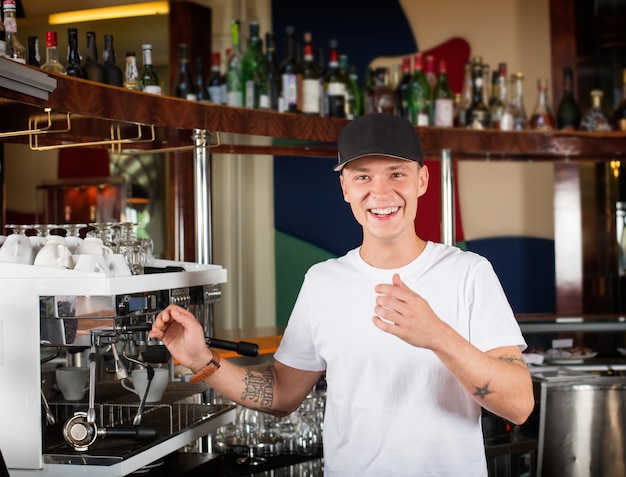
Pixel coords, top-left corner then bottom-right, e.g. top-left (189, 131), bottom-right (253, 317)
top-left (274, 241), bottom-right (527, 476)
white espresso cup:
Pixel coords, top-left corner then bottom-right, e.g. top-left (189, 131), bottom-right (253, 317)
top-left (56, 366), bottom-right (89, 401)
top-left (121, 367), bottom-right (169, 403)
top-left (0, 234), bottom-right (34, 264)
top-left (105, 253), bottom-right (132, 276)
top-left (76, 237), bottom-right (113, 255)
top-left (73, 253), bottom-right (112, 275)
top-left (34, 239), bottom-right (74, 269)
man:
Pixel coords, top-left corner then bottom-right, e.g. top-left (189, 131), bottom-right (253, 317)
top-left (150, 113), bottom-right (534, 476)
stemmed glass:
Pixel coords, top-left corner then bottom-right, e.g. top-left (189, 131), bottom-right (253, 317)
top-left (118, 222), bottom-right (146, 275)
top-left (58, 223), bottom-right (87, 254)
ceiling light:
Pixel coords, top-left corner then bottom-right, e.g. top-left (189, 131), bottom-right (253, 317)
top-left (48, 1), bottom-right (169, 25)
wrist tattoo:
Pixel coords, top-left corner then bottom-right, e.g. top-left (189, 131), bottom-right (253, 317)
top-left (241, 366), bottom-right (274, 409)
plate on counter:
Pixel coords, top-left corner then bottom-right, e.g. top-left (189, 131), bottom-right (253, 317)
top-left (544, 352), bottom-right (597, 364)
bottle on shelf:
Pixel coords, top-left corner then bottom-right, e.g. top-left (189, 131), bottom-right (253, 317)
top-left (65, 28), bottom-right (85, 79)
top-left (580, 89), bottom-right (612, 131)
top-left (433, 59), bottom-right (454, 127)
top-left (455, 60), bottom-right (473, 127)
top-left (225, 20), bottom-right (243, 107)
top-left (465, 56), bottom-right (491, 129)
top-left (407, 52), bottom-right (432, 126)
top-left (348, 64), bottom-right (362, 118)
top-left (40, 31), bottom-right (65, 74)
top-left (140, 43), bottom-right (162, 95)
top-left (300, 31), bottom-right (320, 116)
top-left (3, 0), bottom-right (25, 63)
top-left (395, 56), bottom-right (412, 120)
top-left (555, 66), bottom-right (581, 130)
top-left (84, 31), bottom-right (105, 83)
top-left (242, 21), bottom-right (264, 109)
top-left (174, 43), bottom-right (197, 100)
top-left (365, 66), bottom-right (396, 114)
top-left (206, 51), bottom-right (225, 105)
top-left (322, 39), bottom-right (347, 118)
top-left (102, 34), bottom-right (123, 87)
top-left (124, 51), bottom-right (139, 90)
top-left (488, 64), bottom-right (507, 129)
top-left (612, 68), bottom-right (626, 131)
top-left (0, 5), bottom-right (6, 58)
top-left (508, 72), bottom-right (527, 130)
top-left (494, 63), bottom-right (514, 130)
top-left (481, 62), bottom-right (491, 106)
top-left (279, 25), bottom-right (302, 113)
top-left (529, 78), bottom-right (555, 130)
top-left (262, 32), bottom-right (281, 111)
top-left (194, 56), bottom-right (207, 102)
top-left (424, 55), bottom-right (437, 92)
top-left (27, 35), bottom-right (39, 67)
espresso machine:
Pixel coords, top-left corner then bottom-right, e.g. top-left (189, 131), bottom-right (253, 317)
top-left (0, 258), bottom-right (241, 476)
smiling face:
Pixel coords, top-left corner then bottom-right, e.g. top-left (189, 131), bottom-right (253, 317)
top-left (339, 155), bottom-right (429, 255)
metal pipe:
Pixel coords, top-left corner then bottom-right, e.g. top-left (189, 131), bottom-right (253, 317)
top-left (440, 149), bottom-right (455, 246)
top-left (193, 129), bottom-right (213, 264)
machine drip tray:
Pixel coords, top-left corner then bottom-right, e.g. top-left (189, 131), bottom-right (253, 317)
top-left (43, 382), bottom-right (234, 466)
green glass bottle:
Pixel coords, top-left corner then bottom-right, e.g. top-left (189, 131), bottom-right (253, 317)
top-left (242, 21), bottom-right (264, 109)
top-left (174, 43), bottom-right (196, 100)
top-left (140, 43), bottom-right (162, 95)
top-left (556, 66), bottom-right (582, 130)
top-left (226, 20), bottom-right (243, 107)
top-left (407, 52), bottom-right (431, 126)
top-left (433, 59), bottom-right (454, 127)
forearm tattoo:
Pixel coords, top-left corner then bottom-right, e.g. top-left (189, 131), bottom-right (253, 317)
top-left (498, 354), bottom-right (528, 367)
top-left (472, 354), bottom-right (527, 400)
top-left (240, 366), bottom-right (274, 409)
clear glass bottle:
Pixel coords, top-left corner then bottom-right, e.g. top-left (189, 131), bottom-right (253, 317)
top-left (27, 35), bottom-right (40, 67)
top-left (40, 31), bottom-right (66, 74)
top-left (140, 43), bottom-right (162, 95)
top-left (456, 60), bottom-right (473, 127)
top-left (489, 64), bottom-right (508, 129)
top-left (3, 0), bottom-right (25, 63)
top-left (580, 89), bottom-right (612, 131)
top-left (407, 52), bottom-right (431, 126)
top-left (434, 59), bottom-right (454, 127)
top-left (556, 66), bottom-right (581, 130)
top-left (65, 28), bottom-right (85, 79)
top-left (279, 25), bottom-right (302, 113)
top-left (102, 34), bottom-right (123, 87)
top-left (529, 78), bottom-right (555, 130)
top-left (124, 51), bottom-right (139, 90)
top-left (174, 43), bottom-right (196, 100)
top-left (300, 31), bottom-right (320, 116)
top-left (465, 56), bottom-right (491, 129)
top-left (242, 21), bottom-right (264, 109)
top-left (84, 31), bottom-right (105, 83)
top-left (508, 72), bottom-right (527, 130)
top-left (322, 39), bottom-right (346, 118)
top-left (207, 51), bottom-right (225, 104)
top-left (225, 20), bottom-right (243, 107)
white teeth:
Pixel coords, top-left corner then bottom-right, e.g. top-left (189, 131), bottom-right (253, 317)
top-left (371, 207), bottom-right (399, 215)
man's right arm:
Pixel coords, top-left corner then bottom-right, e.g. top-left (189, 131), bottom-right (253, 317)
top-left (150, 304), bottom-right (322, 416)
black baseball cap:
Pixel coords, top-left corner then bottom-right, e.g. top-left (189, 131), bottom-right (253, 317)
top-left (335, 113), bottom-right (424, 171)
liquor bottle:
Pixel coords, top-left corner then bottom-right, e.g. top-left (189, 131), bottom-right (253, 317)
top-left (366, 66), bottom-right (395, 114)
top-left (84, 31), bottom-right (105, 83)
top-left (493, 63), bottom-right (513, 130)
top-left (0, 6), bottom-right (6, 58)
top-left (242, 21), bottom-right (264, 109)
top-left (140, 43), bottom-right (162, 95)
top-left (225, 20), bottom-right (243, 107)
top-left (340, 55), bottom-right (359, 118)
top-left (555, 66), bottom-right (581, 130)
top-left (40, 31), bottom-right (65, 74)
top-left (3, 0), bottom-right (25, 63)
top-left (580, 89), bottom-right (612, 131)
top-left (102, 34), bottom-right (123, 87)
top-left (424, 55), bottom-right (437, 91)
top-left (529, 78), bottom-right (555, 130)
top-left (65, 28), bottom-right (85, 78)
top-left (348, 64), bottom-right (362, 118)
top-left (433, 59), bottom-right (454, 127)
top-left (488, 71), bottom-right (502, 128)
top-left (322, 39), bottom-right (346, 118)
top-left (507, 72), bottom-right (527, 130)
top-left (174, 43), bottom-right (197, 100)
top-left (27, 35), bottom-right (39, 67)
top-left (194, 56), bottom-right (207, 102)
top-left (263, 32), bottom-right (281, 111)
top-left (482, 63), bottom-right (491, 106)
top-left (395, 56), bottom-right (412, 120)
top-left (456, 60), bottom-right (473, 127)
top-left (465, 56), bottom-right (491, 129)
top-left (407, 52), bottom-right (432, 126)
top-left (124, 51), bottom-right (139, 90)
top-left (613, 68), bottom-right (626, 131)
top-left (279, 25), bottom-right (302, 113)
top-left (300, 32), bottom-right (320, 116)
top-left (207, 51), bottom-right (225, 104)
